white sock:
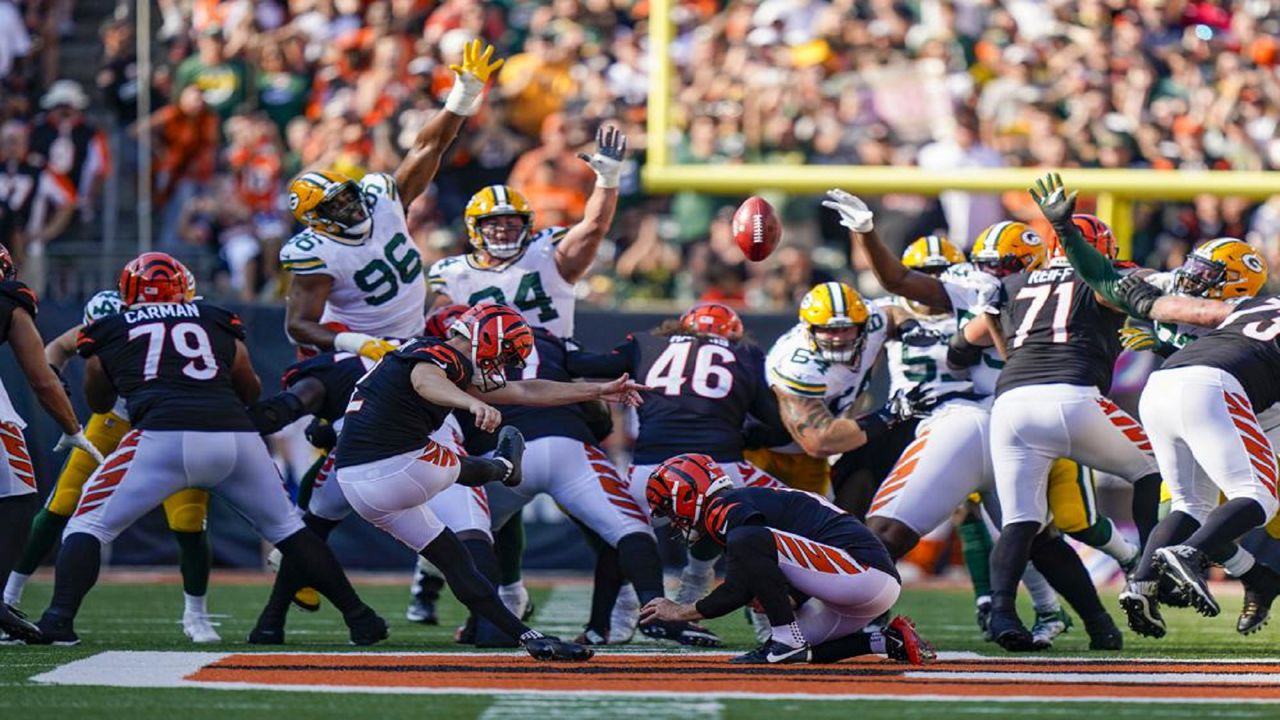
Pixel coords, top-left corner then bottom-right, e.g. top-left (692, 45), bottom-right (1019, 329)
top-left (4, 572), bottom-right (30, 606)
top-left (1094, 519), bottom-right (1140, 564)
top-left (868, 630), bottom-right (886, 654)
top-left (1222, 546), bottom-right (1256, 577)
top-left (676, 557), bottom-right (716, 604)
top-left (1021, 564), bottom-right (1060, 613)
top-left (770, 621), bottom-right (806, 648)
top-left (184, 593), bottom-right (207, 616)
top-left (498, 582), bottom-right (528, 615)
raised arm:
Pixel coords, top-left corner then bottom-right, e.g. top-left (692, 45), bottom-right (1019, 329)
top-left (394, 39), bottom-right (504, 205)
top-left (824, 189), bottom-right (953, 311)
top-left (555, 126), bottom-right (627, 283)
top-left (477, 373), bottom-right (646, 408)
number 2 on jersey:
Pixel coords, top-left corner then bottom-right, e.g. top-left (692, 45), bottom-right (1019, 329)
top-left (128, 322), bottom-right (218, 380)
top-left (645, 343), bottom-right (735, 399)
top-left (1012, 282), bottom-right (1073, 348)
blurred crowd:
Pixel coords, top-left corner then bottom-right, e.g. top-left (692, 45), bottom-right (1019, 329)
top-left (4, 0), bottom-right (1280, 305)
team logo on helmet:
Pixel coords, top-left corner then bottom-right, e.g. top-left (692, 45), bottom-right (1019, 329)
top-left (1174, 238), bottom-right (1268, 299)
top-left (452, 303), bottom-right (535, 392)
top-left (646, 453), bottom-right (734, 544)
top-left (971, 221), bottom-right (1046, 277)
top-left (287, 170), bottom-right (372, 245)
top-left (118, 252), bottom-right (192, 306)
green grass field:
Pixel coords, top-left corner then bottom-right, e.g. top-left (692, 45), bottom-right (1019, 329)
top-left (2, 574), bottom-right (1277, 719)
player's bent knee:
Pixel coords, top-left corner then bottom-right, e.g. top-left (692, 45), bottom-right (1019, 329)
top-left (866, 517), bottom-right (917, 559)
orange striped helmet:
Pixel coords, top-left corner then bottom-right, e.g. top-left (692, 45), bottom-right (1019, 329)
top-left (1048, 214), bottom-right (1116, 260)
top-left (118, 252), bottom-right (191, 305)
top-left (0, 245), bottom-right (13, 280)
top-left (423, 304), bottom-right (470, 339)
top-left (646, 453), bottom-right (733, 543)
top-left (679, 302), bottom-right (744, 340)
top-left (452, 303), bottom-right (535, 391)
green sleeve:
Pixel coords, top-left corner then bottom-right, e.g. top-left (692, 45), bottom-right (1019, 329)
top-left (1055, 221), bottom-right (1126, 307)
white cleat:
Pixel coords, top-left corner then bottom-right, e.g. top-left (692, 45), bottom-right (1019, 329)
top-left (183, 612), bottom-right (222, 644)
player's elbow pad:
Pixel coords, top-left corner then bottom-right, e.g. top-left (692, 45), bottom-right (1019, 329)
top-left (947, 332), bottom-right (983, 369)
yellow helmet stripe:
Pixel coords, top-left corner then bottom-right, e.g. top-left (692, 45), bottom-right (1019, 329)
top-left (826, 282), bottom-right (846, 316)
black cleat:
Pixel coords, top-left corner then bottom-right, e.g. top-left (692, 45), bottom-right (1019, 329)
top-left (247, 622), bottom-right (285, 645)
top-left (1154, 545), bottom-right (1219, 617)
top-left (454, 616), bottom-right (477, 645)
top-left (1084, 613), bottom-right (1124, 651)
top-left (523, 635), bottom-right (594, 661)
top-left (0, 604), bottom-right (41, 644)
top-left (346, 606), bottom-right (389, 646)
top-left (406, 596), bottom-right (439, 625)
top-left (494, 426), bottom-right (525, 487)
top-left (639, 619), bottom-right (724, 647)
top-left (730, 639), bottom-right (811, 664)
top-left (884, 616), bottom-right (935, 665)
top-left (988, 611), bottom-right (1035, 652)
top-left (30, 614), bottom-right (79, 646)
top-left (1157, 573), bottom-right (1191, 607)
top-left (1119, 582), bottom-right (1167, 639)
top-left (1238, 565), bottom-right (1280, 636)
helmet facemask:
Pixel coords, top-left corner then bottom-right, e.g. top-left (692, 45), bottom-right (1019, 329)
top-left (1173, 254), bottom-right (1227, 298)
top-left (809, 321), bottom-right (865, 364)
top-left (317, 181), bottom-right (372, 241)
top-left (477, 214), bottom-right (530, 260)
top-left (973, 253), bottom-right (1025, 278)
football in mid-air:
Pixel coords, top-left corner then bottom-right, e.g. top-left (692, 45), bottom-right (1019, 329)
top-left (732, 196), bottom-right (782, 262)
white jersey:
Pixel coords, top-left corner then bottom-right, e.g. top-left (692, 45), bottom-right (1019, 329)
top-left (279, 173), bottom-right (427, 342)
top-left (82, 290), bottom-right (131, 420)
top-left (939, 263), bottom-right (1004, 396)
top-left (877, 297), bottom-right (974, 399)
top-left (765, 303), bottom-right (889, 417)
top-left (427, 227), bottom-right (576, 338)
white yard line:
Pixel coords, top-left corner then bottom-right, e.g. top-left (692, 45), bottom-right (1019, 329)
top-left (478, 695), bottom-right (724, 720)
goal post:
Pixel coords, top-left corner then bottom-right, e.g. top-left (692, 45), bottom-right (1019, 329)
top-left (642, 0), bottom-right (1280, 259)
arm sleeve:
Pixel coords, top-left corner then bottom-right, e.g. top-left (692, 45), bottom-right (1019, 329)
top-left (403, 342), bottom-right (473, 387)
top-left (1055, 220), bottom-right (1130, 308)
top-left (565, 335), bottom-right (636, 378)
top-left (693, 576), bottom-right (755, 620)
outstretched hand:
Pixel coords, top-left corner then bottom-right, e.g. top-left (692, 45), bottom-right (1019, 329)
top-left (596, 372), bottom-right (649, 407)
top-left (577, 125), bottom-right (628, 188)
top-left (1028, 172), bottom-right (1077, 228)
top-left (821, 189), bottom-right (874, 233)
top-left (448, 38), bottom-right (504, 84)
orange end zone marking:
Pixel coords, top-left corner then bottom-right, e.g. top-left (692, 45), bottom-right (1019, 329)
top-left (183, 653), bottom-right (1280, 702)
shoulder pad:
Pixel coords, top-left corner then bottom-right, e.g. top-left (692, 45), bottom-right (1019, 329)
top-left (280, 231), bottom-right (332, 274)
top-left (766, 327), bottom-right (828, 397)
top-left (360, 172), bottom-right (400, 203)
top-left (0, 280), bottom-right (37, 317)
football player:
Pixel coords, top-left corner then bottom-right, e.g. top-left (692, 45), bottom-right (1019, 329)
top-left (564, 302), bottom-right (789, 643)
top-left (6, 269), bottom-right (221, 644)
top-left (30, 252), bottom-right (384, 646)
top-left (279, 39), bottom-right (504, 360)
top-left (0, 246), bottom-right (100, 643)
top-left (639, 454), bottom-right (934, 665)
top-left (323, 303), bottom-right (648, 661)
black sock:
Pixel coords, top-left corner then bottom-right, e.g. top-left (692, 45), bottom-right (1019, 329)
top-left (616, 533), bottom-right (665, 606)
top-left (725, 526), bottom-right (795, 626)
top-left (1131, 473), bottom-right (1162, 549)
top-left (462, 537), bottom-right (514, 643)
top-left (274, 529), bottom-right (364, 616)
top-left (494, 517), bottom-right (525, 587)
top-left (1030, 534), bottom-right (1104, 619)
top-left (0, 494), bottom-right (38, 591)
top-left (456, 456), bottom-right (512, 487)
top-left (1185, 498), bottom-right (1267, 552)
top-left (811, 631), bottom-right (875, 663)
top-left (1134, 511), bottom-right (1201, 581)
top-left (990, 521), bottom-right (1038, 614)
top-left (303, 512), bottom-right (342, 540)
top-left (45, 533), bottom-right (102, 620)
top-left (422, 529), bottom-right (531, 640)
top-left (587, 546), bottom-right (624, 634)
top-left (171, 530), bottom-right (211, 597)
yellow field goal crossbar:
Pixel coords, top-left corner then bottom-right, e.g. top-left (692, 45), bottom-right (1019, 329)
top-left (642, 0), bottom-right (1280, 258)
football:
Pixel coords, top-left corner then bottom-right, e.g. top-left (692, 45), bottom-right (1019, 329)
top-left (732, 196), bottom-right (782, 262)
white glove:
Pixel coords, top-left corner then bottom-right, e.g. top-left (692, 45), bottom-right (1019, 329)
top-left (577, 125), bottom-right (628, 189)
top-left (55, 431), bottom-right (105, 466)
top-left (822, 189), bottom-right (875, 233)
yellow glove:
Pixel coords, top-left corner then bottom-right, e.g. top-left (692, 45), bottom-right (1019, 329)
top-left (445, 38), bottom-right (504, 115)
top-left (334, 332), bottom-right (398, 360)
top-left (1118, 326), bottom-right (1157, 352)
top-left (357, 338), bottom-right (398, 361)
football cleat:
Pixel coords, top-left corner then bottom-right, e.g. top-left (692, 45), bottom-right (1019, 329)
top-left (730, 639), bottom-right (811, 664)
top-left (31, 614), bottom-right (79, 646)
top-left (1084, 613), bottom-right (1124, 651)
top-left (1237, 566), bottom-right (1280, 636)
top-left (885, 616), bottom-right (935, 665)
top-left (639, 619), bottom-right (724, 647)
top-left (1154, 545), bottom-right (1220, 617)
top-left (988, 611), bottom-right (1035, 652)
top-left (248, 622), bottom-right (285, 645)
top-left (975, 595), bottom-right (993, 641)
top-left (345, 606), bottom-right (389, 646)
top-left (523, 635), bottom-right (594, 662)
top-left (1157, 573), bottom-right (1191, 607)
top-left (454, 617), bottom-right (476, 645)
top-left (1119, 581), bottom-right (1167, 638)
top-left (494, 426), bottom-right (525, 487)
top-left (406, 596), bottom-right (439, 625)
top-left (182, 611), bottom-right (222, 644)
top-left (0, 603), bottom-right (41, 644)
top-left (1030, 607), bottom-right (1072, 650)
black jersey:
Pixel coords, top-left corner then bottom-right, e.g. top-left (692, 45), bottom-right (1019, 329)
top-left (334, 338), bottom-right (472, 469)
top-left (0, 280), bottom-right (37, 346)
top-left (76, 302), bottom-right (254, 431)
top-left (494, 328), bottom-right (595, 444)
top-left (995, 263), bottom-right (1126, 396)
top-left (568, 332), bottom-right (781, 464)
top-left (700, 486), bottom-right (897, 578)
top-left (282, 352), bottom-right (373, 423)
top-left (1163, 295), bottom-right (1280, 413)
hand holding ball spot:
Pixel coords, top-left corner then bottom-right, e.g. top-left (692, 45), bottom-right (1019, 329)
top-left (733, 196), bottom-right (782, 262)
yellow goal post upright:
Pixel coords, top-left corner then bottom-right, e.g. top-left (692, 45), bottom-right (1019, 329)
top-left (641, 0), bottom-right (1280, 259)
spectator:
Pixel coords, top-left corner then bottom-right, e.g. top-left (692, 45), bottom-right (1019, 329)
top-left (508, 113), bottom-right (594, 227)
top-left (27, 80), bottom-right (109, 228)
top-left (173, 25), bottom-right (248, 120)
top-left (498, 24), bottom-right (580, 137)
top-left (140, 85), bottom-right (219, 247)
top-left (0, 119), bottom-right (75, 264)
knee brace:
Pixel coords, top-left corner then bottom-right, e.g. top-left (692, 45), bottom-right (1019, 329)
top-left (162, 489), bottom-right (210, 533)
